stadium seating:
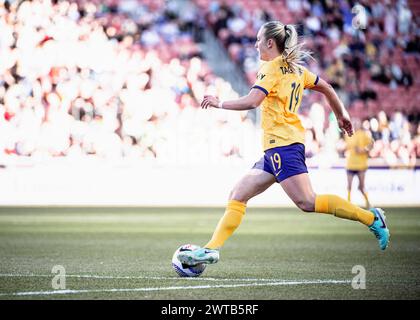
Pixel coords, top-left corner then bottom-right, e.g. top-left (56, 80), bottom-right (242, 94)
top-left (0, 0), bottom-right (419, 167)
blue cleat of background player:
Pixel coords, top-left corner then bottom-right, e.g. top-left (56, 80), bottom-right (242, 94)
top-left (369, 208), bottom-right (390, 250)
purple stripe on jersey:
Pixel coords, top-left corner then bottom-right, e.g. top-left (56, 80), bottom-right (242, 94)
top-left (314, 75), bottom-right (319, 85)
top-left (252, 85), bottom-right (269, 96)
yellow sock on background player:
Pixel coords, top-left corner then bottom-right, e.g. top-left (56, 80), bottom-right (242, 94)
top-left (205, 200), bottom-right (246, 249)
top-left (315, 194), bottom-right (374, 226)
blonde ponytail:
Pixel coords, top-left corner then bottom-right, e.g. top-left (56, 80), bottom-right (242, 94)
top-left (263, 21), bottom-right (313, 73)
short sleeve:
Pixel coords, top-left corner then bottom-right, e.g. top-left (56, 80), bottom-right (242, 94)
top-left (252, 63), bottom-right (277, 96)
top-left (302, 66), bottom-right (319, 89)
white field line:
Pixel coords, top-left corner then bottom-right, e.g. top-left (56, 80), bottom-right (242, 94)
top-left (0, 280), bottom-right (351, 297)
top-left (0, 273), bottom-right (348, 282)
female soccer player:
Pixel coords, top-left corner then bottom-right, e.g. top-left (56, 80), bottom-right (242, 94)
top-left (178, 21), bottom-right (389, 267)
top-left (345, 119), bottom-right (374, 208)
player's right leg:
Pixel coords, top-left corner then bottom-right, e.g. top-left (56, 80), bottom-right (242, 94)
top-left (177, 168), bottom-right (276, 266)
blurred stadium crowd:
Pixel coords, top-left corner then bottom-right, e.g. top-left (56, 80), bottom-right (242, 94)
top-left (0, 0), bottom-right (419, 167)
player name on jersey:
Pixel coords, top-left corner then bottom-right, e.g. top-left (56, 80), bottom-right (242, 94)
top-left (280, 66), bottom-right (294, 74)
top-left (280, 66), bottom-right (303, 75)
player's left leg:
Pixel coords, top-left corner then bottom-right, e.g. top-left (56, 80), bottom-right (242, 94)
top-left (357, 170), bottom-right (371, 208)
top-left (204, 168), bottom-right (276, 250)
top-left (280, 173), bottom-right (389, 250)
top-left (347, 171), bottom-right (355, 202)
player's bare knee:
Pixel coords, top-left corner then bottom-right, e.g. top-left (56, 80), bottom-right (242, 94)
top-left (295, 199), bottom-right (315, 213)
top-left (228, 189), bottom-right (248, 204)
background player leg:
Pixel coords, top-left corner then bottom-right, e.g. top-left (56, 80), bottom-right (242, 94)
top-left (357, 171), bottom-right (371, 208)
top-left (347, 171), bottom-right (355, 202)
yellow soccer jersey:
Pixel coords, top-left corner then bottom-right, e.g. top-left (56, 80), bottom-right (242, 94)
top-left (252, 56), bottom-right (319, 151)
top-left (345, 129), bottom-right (373, 170)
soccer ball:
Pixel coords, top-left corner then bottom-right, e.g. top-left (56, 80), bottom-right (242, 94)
top-left (171, 244), bottom-right (206, 277)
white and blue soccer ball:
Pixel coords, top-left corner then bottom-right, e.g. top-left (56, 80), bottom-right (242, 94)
top-left (172, 244), bottom-right (206, 277)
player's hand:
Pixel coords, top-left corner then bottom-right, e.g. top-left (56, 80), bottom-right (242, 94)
top-left (355, 146), bottom-right (369, 155)
top-left (201, 95), bottom-right (219, 109)
top-left (337, 113), bottom-right (353, 136)
top-left (355, 146), bottom-right (365, 154)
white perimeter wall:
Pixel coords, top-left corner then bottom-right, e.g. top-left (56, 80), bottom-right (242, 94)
top-left (0, 161), bottom-right (419, 207)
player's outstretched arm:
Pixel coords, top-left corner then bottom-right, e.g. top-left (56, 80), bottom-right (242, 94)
top-left (311, 77), bottom-right (354, 136)
top-left (201, 88), bottom-right (266, 111)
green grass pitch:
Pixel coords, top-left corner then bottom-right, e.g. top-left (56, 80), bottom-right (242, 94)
top-left (0, 206), bottom-right (419, 300)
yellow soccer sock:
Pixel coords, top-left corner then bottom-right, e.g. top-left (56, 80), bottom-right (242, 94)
top-left (362, 192), bottom-right (371, 208)
top-left (205, 200), bottom-right (246, 250)
top-left (347, 190), bottom-right (351, 202)
top-left (315, 194), bottom-right (374, 226)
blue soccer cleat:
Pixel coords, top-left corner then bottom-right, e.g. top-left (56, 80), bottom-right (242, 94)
top-left (177, 247), bottom-right (219, 266)
top-left (368, 208), bottom-right (390, 250)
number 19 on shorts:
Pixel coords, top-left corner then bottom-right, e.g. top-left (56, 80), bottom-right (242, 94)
top-left (270, 153), bottom-right (282, 177)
